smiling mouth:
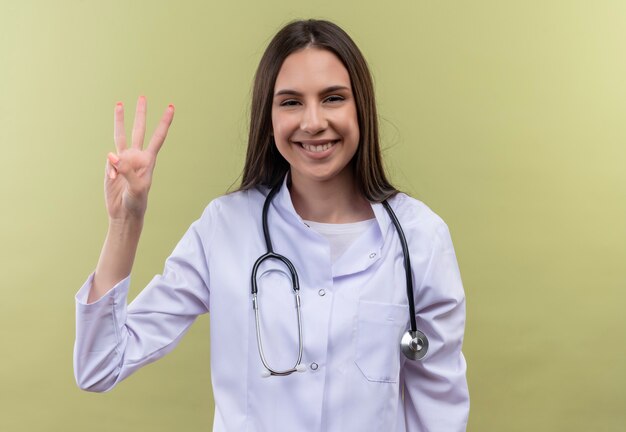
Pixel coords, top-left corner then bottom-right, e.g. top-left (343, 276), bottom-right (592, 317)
top-left (298, 140), bottom-right (339, 153)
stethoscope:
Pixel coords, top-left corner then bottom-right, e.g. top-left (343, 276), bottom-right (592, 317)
top-left (251, 184), bottom-right (429, 377)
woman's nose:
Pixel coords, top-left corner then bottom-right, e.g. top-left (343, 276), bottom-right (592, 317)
top-left (300, 104), bottom-right (327, 135)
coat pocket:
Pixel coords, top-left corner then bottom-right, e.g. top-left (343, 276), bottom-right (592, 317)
top-left (354, 300), bottom-right (409, 383)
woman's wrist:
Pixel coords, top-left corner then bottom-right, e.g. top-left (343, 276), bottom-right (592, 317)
top-left (108, 214), bottom-right (144, 236)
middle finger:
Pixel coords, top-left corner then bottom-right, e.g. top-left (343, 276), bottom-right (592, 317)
top-left (131, 96), bottom-right (147, 150)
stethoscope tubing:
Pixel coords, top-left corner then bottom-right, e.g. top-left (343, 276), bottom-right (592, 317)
top-left (381, 200), bottom-right (418, 335)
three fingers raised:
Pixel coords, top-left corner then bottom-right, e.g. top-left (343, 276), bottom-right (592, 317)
top-left (109, 97), bottom-right (175, 179)
top-left (113, 97), bottom-right (174, 155)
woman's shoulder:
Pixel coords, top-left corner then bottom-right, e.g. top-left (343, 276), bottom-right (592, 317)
top-left (387, 193), bottom-right (446, 226)
top-left (197, 186), bottom-right (268, 223)
top-left (386, 192), bottom-right (452, 242)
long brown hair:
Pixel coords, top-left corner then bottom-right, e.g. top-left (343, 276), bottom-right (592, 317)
top-left (239, 19), bottom-right (397, 202)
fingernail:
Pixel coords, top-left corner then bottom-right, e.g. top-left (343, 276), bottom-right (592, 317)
top-left (116, 102), bottom-right (123, 110)
top-left (168, 104), bottom-right (175, 111)
top-left (108, 152), bottom-right (120, 165)
top-left (109, 169), bottom-right (117, 180)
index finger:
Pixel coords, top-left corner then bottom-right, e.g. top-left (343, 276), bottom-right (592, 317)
top-left (146, 104), bottom-right (175, 155)
top-left (113, 102), bottom-right (127, 152)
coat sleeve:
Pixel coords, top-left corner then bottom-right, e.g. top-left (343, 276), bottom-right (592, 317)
top-left (402, 221), bottom-right (469, 431)
top-left (73, 207), bottom-right (213, 392)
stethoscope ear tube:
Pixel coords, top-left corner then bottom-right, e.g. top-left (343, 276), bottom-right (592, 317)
top-left (251, 252), bottom-right (304, 376)
top-left (252, 287), bottom-right (304, 376)
top-left (251, 184), bottom-right (304, 376)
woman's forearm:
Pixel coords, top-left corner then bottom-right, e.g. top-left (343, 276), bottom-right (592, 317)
top-left (89, 217), bottom-right (143, 303)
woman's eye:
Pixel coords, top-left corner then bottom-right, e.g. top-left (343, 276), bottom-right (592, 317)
top-left (279, 99), bottom-right (300, 107)
top-left (324, 95), bottom-right (345, 103)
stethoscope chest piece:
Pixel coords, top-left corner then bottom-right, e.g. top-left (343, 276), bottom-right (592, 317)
top-left (401, 330), bottom-right (429, 360)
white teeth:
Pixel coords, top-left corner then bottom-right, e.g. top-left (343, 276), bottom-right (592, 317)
top-left (301, 141), bottom-right (335, 152)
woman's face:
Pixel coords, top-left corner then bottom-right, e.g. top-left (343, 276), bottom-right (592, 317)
top-left (271, 47), bottom-right (360, 186)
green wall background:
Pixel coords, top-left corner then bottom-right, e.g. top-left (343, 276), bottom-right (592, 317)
top-left (1, 1), bottom-right (624, 430)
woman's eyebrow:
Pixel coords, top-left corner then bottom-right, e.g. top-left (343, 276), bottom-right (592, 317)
top-left (274, 85), bottom-right (350, 97)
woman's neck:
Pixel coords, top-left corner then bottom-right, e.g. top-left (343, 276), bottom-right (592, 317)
top-left (288, 169), bottom-right (374, 223)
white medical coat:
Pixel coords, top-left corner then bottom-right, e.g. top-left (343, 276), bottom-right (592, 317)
top-left (74, 179), bottom-right (469, 431)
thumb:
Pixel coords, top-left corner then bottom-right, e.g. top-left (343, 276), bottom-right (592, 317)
top-left (107, 152), bottom-right (139, 184)
top-left (106, 153), bottom-right (119, 180)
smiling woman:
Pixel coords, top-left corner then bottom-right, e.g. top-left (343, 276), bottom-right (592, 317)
top-left (74, 19), bottom-right (469, 431)
top-left (271, 48), bottom-right (366, 221)
top-left (273, 48), bottom-right (359, 178)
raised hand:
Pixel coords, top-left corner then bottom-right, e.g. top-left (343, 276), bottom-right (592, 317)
top-left (105, 96), bottom-right (174, 222)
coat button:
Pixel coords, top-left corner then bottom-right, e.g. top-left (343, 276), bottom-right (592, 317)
top-left (369, 252), bottom-right (376, 259)
top-left (318, 289), bottom-right (326, 296)
top-left (310, 362), bottom-right (319, 371)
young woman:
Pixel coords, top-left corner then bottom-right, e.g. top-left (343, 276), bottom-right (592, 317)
top-left (74, 19), bottom-right (469, 431)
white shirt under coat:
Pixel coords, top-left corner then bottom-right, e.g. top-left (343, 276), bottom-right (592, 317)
top-left (74, 177), bottom-right (470, 431)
